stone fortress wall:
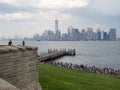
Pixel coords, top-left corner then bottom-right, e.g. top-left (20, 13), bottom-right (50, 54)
top-left (0, 45), bottom-right (42, 90)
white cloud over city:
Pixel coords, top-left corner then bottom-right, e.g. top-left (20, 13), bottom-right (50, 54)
top-left (37, 0), bottom-right (90, 9)
top-left (0, 0), bottom-right (16, 4)
top-left (0, 12), bottom-right (32, 21)
top-left (0, 0), bottom-right (120, 37)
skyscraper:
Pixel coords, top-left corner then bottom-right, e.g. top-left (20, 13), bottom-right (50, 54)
top-left (55, 19), bottom-right (59, 32)
top-left (81, 29), bottom-right (87, 41)
top-left (109, 28), bottom-right (117, 41)
top-left (97, 28), bottom-right (101, 40)
top-left (67, 26), bottom-right (74, 40)
top-left (55, 19), bottom-right (61, 40)
top-left (103, 31), bottom-right (108, 41)
top-left (86, 27), bottom-right (93, 40)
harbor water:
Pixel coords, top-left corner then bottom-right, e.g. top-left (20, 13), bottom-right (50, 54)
top-left (0, 41), bottom-right (120, 69)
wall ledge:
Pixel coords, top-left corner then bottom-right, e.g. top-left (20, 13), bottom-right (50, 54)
top-left (0, 78), bottom-right (20, 90)
top-left (0, 45), bottom-right (38, 53)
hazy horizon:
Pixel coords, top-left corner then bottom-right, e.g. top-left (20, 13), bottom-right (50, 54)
top-left (0, 0), bottom-right (120, 38)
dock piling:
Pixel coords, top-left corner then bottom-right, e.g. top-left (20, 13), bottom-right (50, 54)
top-left (39, 49), bottom-right (76, 62)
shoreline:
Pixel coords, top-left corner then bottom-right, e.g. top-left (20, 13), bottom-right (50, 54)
top-left (40, 61), bottom-right (120, 77)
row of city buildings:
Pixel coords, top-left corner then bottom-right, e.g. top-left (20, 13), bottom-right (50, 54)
top-left (0, 20), bottom-right (117, 41)
top-left (33, 20), bottom-right (117, 41)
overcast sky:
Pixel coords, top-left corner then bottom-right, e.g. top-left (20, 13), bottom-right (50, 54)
top-left (0, 0), bottom-right (120, 38)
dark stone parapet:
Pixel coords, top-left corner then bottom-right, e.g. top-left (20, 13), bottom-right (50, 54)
top-left (24, 45), bottom-right (38, 50)
top-left (0, 45), bottom-right (42, 90)
top-left (0, 45), bottom-right (38, 53)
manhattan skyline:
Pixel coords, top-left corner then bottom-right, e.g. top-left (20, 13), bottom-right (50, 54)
top-left (0, 0), bottom-right (120, 37)
top-left (32, 20), bottom-right (117, 41)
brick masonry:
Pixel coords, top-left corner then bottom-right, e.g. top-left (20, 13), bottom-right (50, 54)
top-left (0, 45), bottom-right (42, 90)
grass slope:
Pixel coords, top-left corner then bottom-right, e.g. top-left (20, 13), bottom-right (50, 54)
top-left (39, 64), bottom-right (120, 90)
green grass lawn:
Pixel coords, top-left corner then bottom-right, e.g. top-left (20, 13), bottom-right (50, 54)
top-left (39, 64), bottom-right (120, 90)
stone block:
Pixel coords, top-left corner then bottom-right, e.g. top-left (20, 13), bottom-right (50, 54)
top-left (0, 78), bottom-right (20, 90)
top-left (0, 45), bottom-right (42, 90)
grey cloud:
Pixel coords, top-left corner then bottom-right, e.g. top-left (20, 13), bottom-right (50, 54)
top-left (58, 0), bottom-right (120, 24)
top-left (0, 3), bottom-right (42, 14)
top-left (90, 0), bottom-right (120, 16)
top-left (59, 3), bottom-right (120, 25)
top-left (0, 0), bottom-right (120, 37)
top-left (0, 3), bottom-right (21, 13)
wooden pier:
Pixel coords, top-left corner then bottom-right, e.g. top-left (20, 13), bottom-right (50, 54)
top-left (38, 49), bottom-right (76, 62)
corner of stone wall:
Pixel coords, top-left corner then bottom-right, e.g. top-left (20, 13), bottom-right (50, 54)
top-left (0, 45), bottom-right (42, 90)
top-left (0, 78), bottom-right (20, 90)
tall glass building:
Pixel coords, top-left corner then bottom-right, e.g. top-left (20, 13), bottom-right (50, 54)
top-left (109, 28), bottom-right (116, 41)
